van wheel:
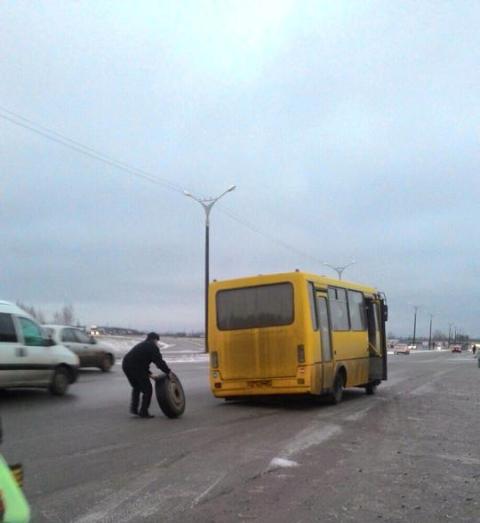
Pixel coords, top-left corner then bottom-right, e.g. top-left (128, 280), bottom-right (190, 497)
top-left (100, 354), bottom-right (113, 372)
top-left (49, 367), bottom-right (70, 396)
top-left (330, 372), bottom-right (345, 404)
top-left (366, 382), bottom-right (377, 395)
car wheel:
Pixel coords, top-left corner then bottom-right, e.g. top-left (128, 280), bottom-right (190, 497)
top-left (99, 354), bottom-right (113, 372)
top-left (49, 367), bottom-right (70, 396)
top-left (366, 382), bottom-right (377, 395)
top-left (330, 372), bottom-right (345, 405)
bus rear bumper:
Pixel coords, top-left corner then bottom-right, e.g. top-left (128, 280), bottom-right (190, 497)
top-left (210, 377), bottom-right (312, 397)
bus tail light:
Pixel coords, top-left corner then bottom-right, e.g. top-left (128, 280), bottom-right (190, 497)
top-left (297, 345), bottom-right (305, 363)
top-left (210, 351), bottom-right (219, 368)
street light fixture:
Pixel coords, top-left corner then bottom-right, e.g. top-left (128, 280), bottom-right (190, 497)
top-left (322, 260), bottom-right (356, 280)
top-left (184, 185), bottom-right (236, 353)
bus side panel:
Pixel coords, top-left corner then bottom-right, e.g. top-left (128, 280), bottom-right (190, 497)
top-left (307, 363), bottom-right (322, 394)
top-left (332, 331), bottom-right (370, 387)
top-left (338, 358), bottom-right (370, 388)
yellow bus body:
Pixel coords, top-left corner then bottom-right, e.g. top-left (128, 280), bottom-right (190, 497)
top-left (208, 272), bottom-right (387, 399)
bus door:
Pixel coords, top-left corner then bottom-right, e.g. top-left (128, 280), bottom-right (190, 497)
top-left (365, 298), bottom-right (387, 381)
top-left (316, 293), bottom-right (334, 391)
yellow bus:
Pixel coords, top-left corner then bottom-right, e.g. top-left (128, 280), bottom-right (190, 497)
top-left (208, 271), bottom-right (387, 403)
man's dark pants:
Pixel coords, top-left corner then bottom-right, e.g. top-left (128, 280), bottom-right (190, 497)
top-left (123, 367), bottom-right (152, 415)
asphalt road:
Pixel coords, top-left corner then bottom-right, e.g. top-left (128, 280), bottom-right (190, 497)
top-left (2, 346), bottom-right (479, 523)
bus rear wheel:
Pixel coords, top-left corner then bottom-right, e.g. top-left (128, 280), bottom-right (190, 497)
top-left (330, 372), bottom-right (345, 405)
top-left (365, 382), bottom-right (377, 395)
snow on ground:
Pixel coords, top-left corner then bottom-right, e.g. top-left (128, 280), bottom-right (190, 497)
top-left (98, 335), bottom-right (209, 363)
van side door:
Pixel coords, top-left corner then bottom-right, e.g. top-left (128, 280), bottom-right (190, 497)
top-left (15, 316), bottom-right (52, 385)
top-left (0, 313), bottom-right (22, 386)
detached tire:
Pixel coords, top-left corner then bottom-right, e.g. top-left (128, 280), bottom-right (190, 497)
top-left (155, 375), bottom-right (185, 418)
top-left (49, 367), bottom-right (70, 396)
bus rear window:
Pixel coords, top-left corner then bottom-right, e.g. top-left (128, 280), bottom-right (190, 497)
top-left (216, 283), bottom-right (294, 330)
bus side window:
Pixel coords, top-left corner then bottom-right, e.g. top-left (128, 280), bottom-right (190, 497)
top-left (328, 287), bottom-right (349, 331)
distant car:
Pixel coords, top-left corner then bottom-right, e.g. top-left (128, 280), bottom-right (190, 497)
top-left (0, 301), bottom-right (79, 395)
top-left (44, 325), bottom-right (115, 372)
top-left (450, 345), bottom-right (462, 353)
top-left (394, 344), bottom-right (410, 355)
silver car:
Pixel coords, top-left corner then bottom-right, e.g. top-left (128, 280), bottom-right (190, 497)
top-left (44, 325), bottom-right (115, 372)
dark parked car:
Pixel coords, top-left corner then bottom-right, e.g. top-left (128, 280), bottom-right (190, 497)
top-left (44, 325), bottom-right (115, 371)
top-left (450, 345), bottom-right (462, 353)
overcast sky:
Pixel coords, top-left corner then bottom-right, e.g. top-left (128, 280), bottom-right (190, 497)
top-left (1, 1), bottom-right (478, 337)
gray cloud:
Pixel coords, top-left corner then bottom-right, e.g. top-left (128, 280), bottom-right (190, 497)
top-left (1, 1), bottom-right (478, 336)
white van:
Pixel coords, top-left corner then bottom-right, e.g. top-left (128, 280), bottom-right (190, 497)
top-left (0, 301), bottom-right (79, 395)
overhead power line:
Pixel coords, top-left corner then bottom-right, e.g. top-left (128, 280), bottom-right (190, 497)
top-left (218, 205), bottom-right (325, 267)
top-left (0, 106), bottom-right (326, 267)
top-left (0, 106), bottom-right (184, 194)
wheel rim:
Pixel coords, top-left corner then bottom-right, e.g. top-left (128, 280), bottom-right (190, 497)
top-left (335, 376), bottom-right (344, 401)
top-left (55, 372), bottom-right (68, 391)
top-left (167, 380), bottom-right (184, 410)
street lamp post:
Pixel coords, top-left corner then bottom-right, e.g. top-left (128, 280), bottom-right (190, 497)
top-left (322, 260), bottom-right (356, 280)
top-left (184, 185), bottom-right (236, 353)
top-left (411, 306), bottom-right (419, 348)
top-left (428, 313), bottom-right (433, 350)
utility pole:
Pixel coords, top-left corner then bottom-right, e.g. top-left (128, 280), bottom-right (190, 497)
top-left (184, 185), bottom-right (236, 353)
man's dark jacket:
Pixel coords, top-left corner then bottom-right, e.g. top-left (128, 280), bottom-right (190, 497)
top-left (122, 339), bottom-right (170, 375)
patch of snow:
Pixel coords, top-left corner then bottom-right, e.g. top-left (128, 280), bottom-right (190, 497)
top-left (268, 457), bottom-right (299, 470)
top-left (281, 423), bottom-right (342, 458)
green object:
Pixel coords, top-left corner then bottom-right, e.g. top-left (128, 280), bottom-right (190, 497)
top-left (0, 454), bottom-right (30, 523)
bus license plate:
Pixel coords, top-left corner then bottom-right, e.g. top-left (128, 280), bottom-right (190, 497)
top-left (247, 380), bottom-right (272, 388)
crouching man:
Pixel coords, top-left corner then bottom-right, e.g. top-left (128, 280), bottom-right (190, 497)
top-left (122, 332), bottom-right (173, 418)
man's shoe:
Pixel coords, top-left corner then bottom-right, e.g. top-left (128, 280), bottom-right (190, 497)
top-left (139, 412), bottom-right (154, 419)
top-left (130, 408), bottom-right (139, 416)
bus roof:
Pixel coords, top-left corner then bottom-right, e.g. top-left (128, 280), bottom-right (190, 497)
top-left (210, 271), bottom-right (379, 295)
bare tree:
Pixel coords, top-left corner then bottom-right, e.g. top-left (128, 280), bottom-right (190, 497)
top-left (61, 304), bottom-right (75, 326)
top-left (433, 329), bottom-right (446, 340)
top-left (16, 302), bottom-right (46, 324)
top-left (51, 304), bottom-right (76, 325)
